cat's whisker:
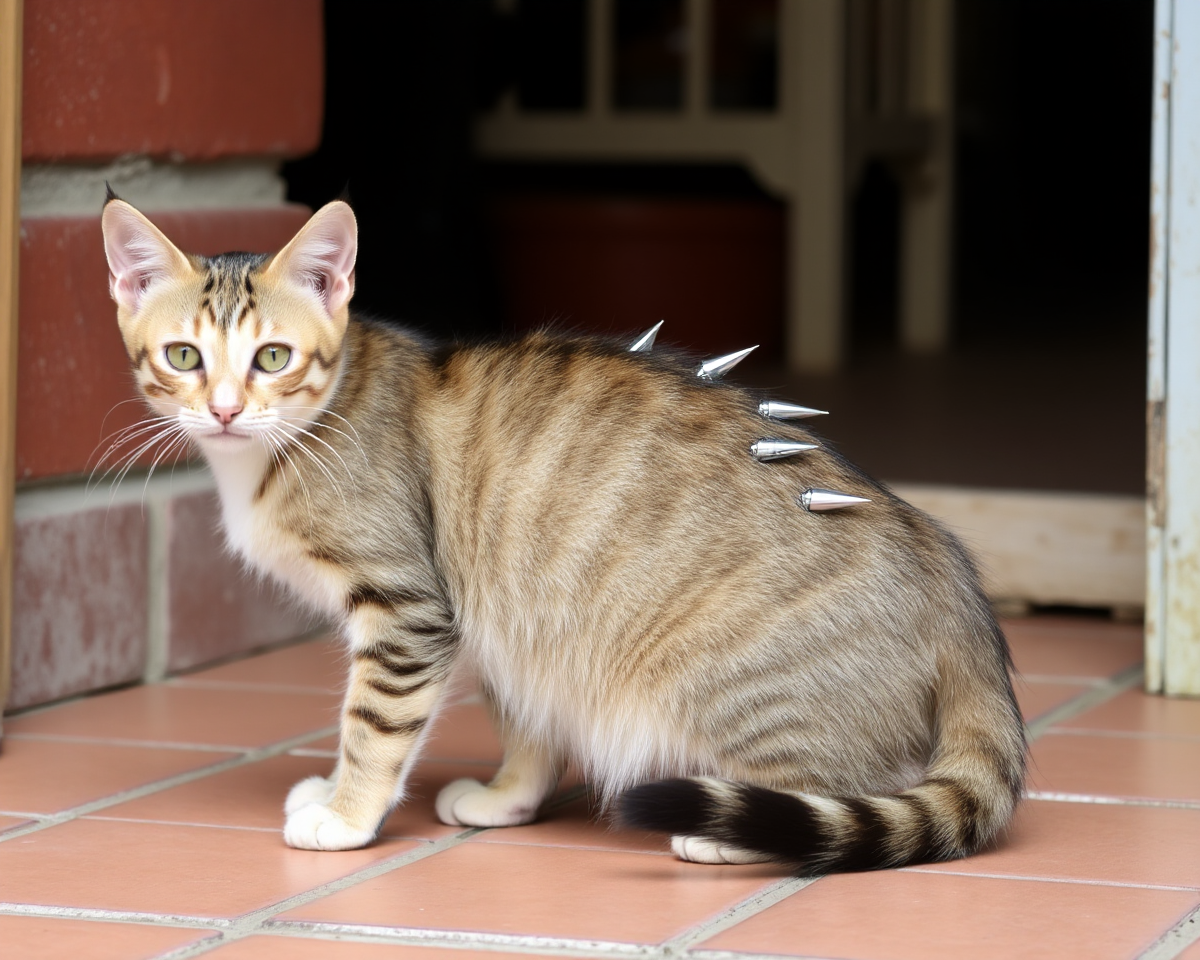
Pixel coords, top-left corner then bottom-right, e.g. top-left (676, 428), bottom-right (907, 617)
top-left (274, 406), bottom-right (368, 463)
top-left (88, 418), bottom-right (183, 495)
top-left (140, 426), bottom-right (192, 503)
top-left (263, 425), bottom-right (318, 530)
top-left (99, 424), bottom-right (185, 505)
top-left (87, 413), bottom-right (181, 477)
top-left (274, 416), bottom-right (359, 480)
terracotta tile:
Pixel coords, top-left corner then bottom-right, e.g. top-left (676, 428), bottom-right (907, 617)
top-left (1058, 688), bottom-right (1200, 739)
top-left (98, 753), bottom-right (485, 842)
top-left (0, 915), bottom-right (207, 960)
top-left (1029, 732), bottom-right (1200, 802)
top-left (0, 819), bottom-right (417, 918)
top-left (0, 737), bottom-right (236, 815)
top-left (165, 492), bottom-right (320, 672)
top-left (422, 699), bottom-right (503, 763)
top-left (5, 684), bottom-right (340, 749)
top-left (24, 0), bottom-right (321, 161)
top-left (282, 841), bottom-right (782, 944)
top-left (469, 795), bottom-right (667, 855)
top-left (1004, 616), bottom-right (1143, 679)
top-left (10, 504), bottom-right (147, 710)
top-left (206, 938), bottom-right (535, 959)
top-left (915, 799), bottom-right (1200, 888)
top-left (16, 211), bottom-right (312, 481)
top-left (179, 635), bottom-right (345, 691)
top-left (1014, 679), bottom-right (1093, 722)
top-left (1176, 936), bottom-right (1200, 960)
top-left (701, 871), bottom-right (1199, 960)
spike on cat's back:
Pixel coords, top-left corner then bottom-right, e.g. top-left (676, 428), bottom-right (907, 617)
top-left (798, 488), bottom-right (872, 512)
top-left (696, 345), bottom-right (757, 380)
top-left (759, 400), bottom-right (828, 420)
top-left (750, 438), bottom-right (819, 461)
top-left (630, 321), bottom-right (664, 353)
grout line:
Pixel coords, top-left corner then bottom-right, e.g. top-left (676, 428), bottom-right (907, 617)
top-left (81, 816), bottom-right (279, 833)
top-left (1024, 664), bottom-right (1144, 741)
top-left (156, 829), bottom-right (486, 959)
top-left (898, 866), bottom-right (1200, 893)
top-left (254, 923), bottom-right (659, 958)
top-left (1017, 673), bottom-right (1109, 686)
top-left (1034, 727), bottom-right (1200, 743)
top-left (1025, 791), bottom-right (1200, 811)
top-left (658, 876), bottom-right (818, 955)
top-left (3, 732), bottom-right (254, 752)
top-left (0, 903), bottom-right (228, 929)
top-left (167, 679), bottom-right (341, 696)
top-left (0, 725), bottom-right (337, 844)
top-left (1140, 901), bottom-right (1200, 960)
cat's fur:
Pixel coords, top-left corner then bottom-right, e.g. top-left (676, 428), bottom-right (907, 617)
top-left (101, 197), bottom-right (1025, 872)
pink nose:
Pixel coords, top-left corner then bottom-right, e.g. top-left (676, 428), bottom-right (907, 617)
top-left (209, 404), bottom-right (243, 425)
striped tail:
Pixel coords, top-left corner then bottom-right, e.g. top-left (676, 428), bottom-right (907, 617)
top-left (620, 669), bottom-right (1026, 873)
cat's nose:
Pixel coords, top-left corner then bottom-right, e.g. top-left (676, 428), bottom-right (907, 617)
top-left (209, 403), bottom-right (243, 425)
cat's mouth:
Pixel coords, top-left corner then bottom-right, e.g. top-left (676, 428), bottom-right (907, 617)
top-left (199, 426), bottom-right (253, 443)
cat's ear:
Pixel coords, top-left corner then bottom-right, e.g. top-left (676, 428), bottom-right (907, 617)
top-left (268, 201), bottom-right (357, 318)
top-left (101, 199), bottom-right (193, 314)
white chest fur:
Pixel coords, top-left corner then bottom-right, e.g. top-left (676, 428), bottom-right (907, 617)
top-left (201, 443), bottom-right (347, 618)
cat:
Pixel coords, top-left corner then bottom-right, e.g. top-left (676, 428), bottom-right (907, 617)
top-left (100, 194), bottom-right (1025, 872)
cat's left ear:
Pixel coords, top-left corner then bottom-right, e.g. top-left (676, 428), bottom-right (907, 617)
top-left (101, 199), bottom-right (193, 315)
top-left (269, 201), bottom-right (358, 319)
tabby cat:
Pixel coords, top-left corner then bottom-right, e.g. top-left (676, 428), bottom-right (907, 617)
top-left (100, 195), bottom-right (1025, 872)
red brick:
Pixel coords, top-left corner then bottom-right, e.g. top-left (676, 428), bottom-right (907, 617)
top-left (165, 491), bottom-right (320, 673)
top-left (10, 503), bottom-right (148, 710)
top-left (16, 206), bottom-right (311, 481)
top-left (22, 0), bottom-right (323, 162)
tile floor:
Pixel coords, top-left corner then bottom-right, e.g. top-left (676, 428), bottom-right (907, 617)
top-left (1, 616), bottom-right (1197, 960)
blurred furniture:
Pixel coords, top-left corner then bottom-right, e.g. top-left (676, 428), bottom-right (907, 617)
top-left (476, 0), bottom-right (954, 372)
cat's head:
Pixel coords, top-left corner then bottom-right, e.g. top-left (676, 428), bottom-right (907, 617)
top-left (100, 198), bottom-right (357, 454)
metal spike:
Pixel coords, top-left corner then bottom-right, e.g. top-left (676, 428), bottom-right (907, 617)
top-left (798, 487), bottom-right (872, 512)
top-left (696, 345), bottom-right (758, 380)
top-left (758, 399), bottom-right (828, 420)
top-left (750, 438), bottom-right (819, 461)
top-left (629, 320), bottom-right (664, 353)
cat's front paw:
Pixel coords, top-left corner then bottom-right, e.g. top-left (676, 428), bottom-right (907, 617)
top-left (435, 778), bottom-right (541, 827)
top-left (284, 775), bottom-right (336, 816)
top-left (284, 801), bottom-right (376, 851)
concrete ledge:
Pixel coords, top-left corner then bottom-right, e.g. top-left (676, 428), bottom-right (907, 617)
top-left (893, 483), bottom-right (1146, 609)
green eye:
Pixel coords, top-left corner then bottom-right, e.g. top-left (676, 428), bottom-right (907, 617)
top-left (255, 344), bottom-right (291, 373)
top-left (165, 343), bottom-right (201, 371)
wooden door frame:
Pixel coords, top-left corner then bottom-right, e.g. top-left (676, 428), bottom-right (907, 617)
top-left (0, 0), bottom-right (22, 728)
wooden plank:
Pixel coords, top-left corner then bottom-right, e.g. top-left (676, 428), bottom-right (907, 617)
top-left (893, 485), bottom-right (1146, 609)
top-left (1146, 0), bottom-right (1172, 691)
top-left (0, 0), bottom-right (23, 728)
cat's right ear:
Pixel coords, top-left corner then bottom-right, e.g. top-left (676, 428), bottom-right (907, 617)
top-left (101, 200), bottom-right (192, 315)
top-left (268, 201), bottom-right (358, 321)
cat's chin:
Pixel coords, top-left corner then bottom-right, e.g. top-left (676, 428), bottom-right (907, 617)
top-left (196, 431), bottom-right (256, 451)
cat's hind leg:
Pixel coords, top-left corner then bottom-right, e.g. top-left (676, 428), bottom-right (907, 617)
top-left (436, 706), bottom-right (563, 827)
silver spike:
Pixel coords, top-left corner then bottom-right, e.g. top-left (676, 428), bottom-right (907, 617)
top-left (696, 345), bottom-right (758, 380)
top-left (798, 487), bottom-right (872, 512)
top-left (750, 438), bottom-right (819, 461)
top-left (759, 400), bottom-right (828, 420)
top-left (629, 320), bottom-right (664, 353)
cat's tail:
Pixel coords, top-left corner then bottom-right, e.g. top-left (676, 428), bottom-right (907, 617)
top-left (619, 658), bottom-right (1026, 873)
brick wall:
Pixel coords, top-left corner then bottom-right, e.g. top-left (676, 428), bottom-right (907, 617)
top-left (9, 0), bottom-right (326, 710)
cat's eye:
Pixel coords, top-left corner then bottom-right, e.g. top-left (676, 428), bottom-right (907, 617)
top-left (255, 344), bottom-right (292, 373)
top-left (165, 343), bottom-right (201, 371)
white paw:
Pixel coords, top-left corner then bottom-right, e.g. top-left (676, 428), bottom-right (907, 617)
top-left (671, 835), bottom-right (771, 864)
top-left (285, 775), bottom-right (336, 816)
top-left (435, 777), bottom-right (540, 827)
top-left (284, 801), bottom-right (376, 851)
